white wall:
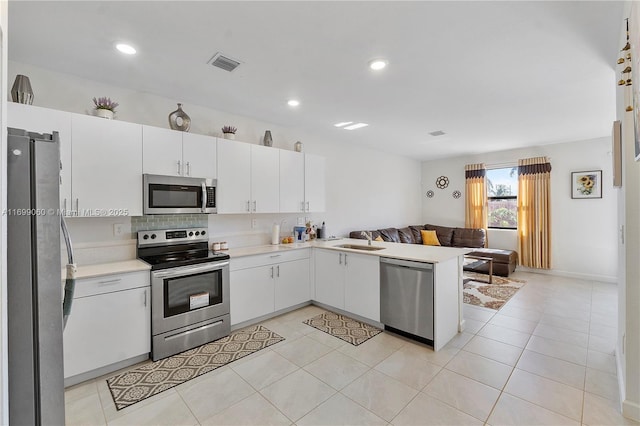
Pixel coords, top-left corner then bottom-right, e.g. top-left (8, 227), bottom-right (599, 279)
top-left (0, 2), bottom-right (8, 423)
top-left (7, 61), bottom-right (422, 255)
top-left (421, 138), bottom-right (618, 282)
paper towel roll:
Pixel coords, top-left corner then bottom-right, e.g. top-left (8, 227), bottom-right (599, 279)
top-left (271, 224), bottom-right (280, 245)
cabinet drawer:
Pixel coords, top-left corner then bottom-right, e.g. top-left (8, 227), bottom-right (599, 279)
top-left (230, 248), bottom-right (310, 271)
top-left (73, 271), bottom-right (150, 298)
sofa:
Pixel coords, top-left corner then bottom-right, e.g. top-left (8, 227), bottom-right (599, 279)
top-left (349, 224), bottom-right (518, 277)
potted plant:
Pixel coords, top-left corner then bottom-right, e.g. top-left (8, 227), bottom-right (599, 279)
top-left (221, 125), bottom-right (237, 140)
top-left (92, 97), bottom-right (119, 119)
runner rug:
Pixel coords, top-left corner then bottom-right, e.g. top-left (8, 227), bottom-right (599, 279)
top-left (303, 311), bottom-right (382, 346)
top-left (463, 272), bottom-right (526, 310)
top-left (107, 325), bottom-right (284, 410)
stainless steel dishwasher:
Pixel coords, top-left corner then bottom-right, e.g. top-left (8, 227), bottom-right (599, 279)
top-left (380, 257), bottom-right (434, 343)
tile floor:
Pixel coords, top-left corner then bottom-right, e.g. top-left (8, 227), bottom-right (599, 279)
top-left (65, 272), bottom-right (639, 425)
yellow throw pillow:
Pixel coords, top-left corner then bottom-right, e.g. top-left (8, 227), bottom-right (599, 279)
top-left (420, 230), bottom-right (441, 246)
top-left (374, 236), bottom-right (384, 242)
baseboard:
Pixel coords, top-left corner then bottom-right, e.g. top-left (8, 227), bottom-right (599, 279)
top-left (516, 266), bottom-right (617, 283)
top-left (616, 344), bottom-right (626, 413)
top-left (623, 399), bottom-right (640, 422)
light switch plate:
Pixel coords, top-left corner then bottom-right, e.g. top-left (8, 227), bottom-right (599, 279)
top-left (113, 223), bottom-right (124, 236)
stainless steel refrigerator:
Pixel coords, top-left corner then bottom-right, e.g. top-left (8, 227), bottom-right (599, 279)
top-left (7, 127), bottom-right (65, 425)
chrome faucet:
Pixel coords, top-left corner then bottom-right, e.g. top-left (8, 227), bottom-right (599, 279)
top-left (361, 231), bottom-right (373, 246)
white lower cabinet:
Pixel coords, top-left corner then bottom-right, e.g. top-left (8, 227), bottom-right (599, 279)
top-left (63, 271), bottom-right (150, 380)
top-left (230, 249), bottom-right (310, 326)
top-left (314, 249), bottom-right (380, 322)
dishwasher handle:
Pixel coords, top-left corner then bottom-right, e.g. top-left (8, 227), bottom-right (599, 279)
top-left (380, 257), bottom-right (433, 270)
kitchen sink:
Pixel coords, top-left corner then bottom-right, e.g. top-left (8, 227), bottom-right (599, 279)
top-left (334, 244), bottom-right (386, 251)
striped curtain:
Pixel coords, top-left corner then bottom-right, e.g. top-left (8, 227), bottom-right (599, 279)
top-left (517, 157), bottom-right (552, 269)
top-left (464, 163), bottom-right (488, 245)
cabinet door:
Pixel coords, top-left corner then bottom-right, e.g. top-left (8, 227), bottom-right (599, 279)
top-left (71, 114), bottom-right (143, 216)
top-left (279, 150), bottom-right (305, 213)
top-left (230, 266), bottom-right (275, 325)
top-left (305, 154), bottom-right (326, 212)
top-left (63, 287), bottom-right (150, 378)
top-left (251, 144), bottom-right (279, 213)
top-left (314, 249), bottom-right (344, 309)
top-left (345, 253), bottom-right (380, 321)
top-left (142, 126), bottom-right (183, 176)
top-left (217, 139), bottom-right (251, 214)
top-left (7, 103), bottom-right (72, 210)
top-left (275, 259), bottom-right (310, 311)
top-left (183, 133), bottom-right (217, 178)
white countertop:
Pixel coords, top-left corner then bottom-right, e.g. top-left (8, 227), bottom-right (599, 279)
top-left (63, 260), bottom-right (151, 280)
top-left (226, 242), bottom-right (314, 258)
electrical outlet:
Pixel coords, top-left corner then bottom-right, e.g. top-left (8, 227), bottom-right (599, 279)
top-left (113, 223), bottom-right (124, 236)
top-left (251, 218), bottom-right (257, 229)
top-left (297, 217), bottom-right (304, 225)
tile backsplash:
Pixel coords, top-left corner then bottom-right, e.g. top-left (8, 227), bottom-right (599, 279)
top-left (131, 214), bottom-right (209, 232)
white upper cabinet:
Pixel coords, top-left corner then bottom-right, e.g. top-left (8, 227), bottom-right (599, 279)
top-left (7, 103), bottom-right (72, 209)
top-left (217, 138), bottom-right (252, 213)
top-left (71, 114), bottom-right (143, 216)
top-left (304, 154), bottom-right (326, 212)
top-left (279, 150), bottom-right (305, 213)
top-left (251, 144), bottom-right (279, 213)
top-left (142, 126), bottom-right (216, 178)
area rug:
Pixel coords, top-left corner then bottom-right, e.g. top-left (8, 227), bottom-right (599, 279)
top-left (463, 272), bottom-right (526, 310)
top-left (303, 311), bottom-right (382, 346)
top-left (107, 325), bottom-right (284, 410)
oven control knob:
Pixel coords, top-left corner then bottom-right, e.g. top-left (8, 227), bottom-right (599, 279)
top-left (189, 231), bottom-right (194, 236)
top-left (195, 231), bottom-right (200, 236)
top-left (151, 234), bottom-right (157, 239)
top-left (143, 234), bottom-right (149, 240)
top-left (201, 230), bottom-right (206, 235)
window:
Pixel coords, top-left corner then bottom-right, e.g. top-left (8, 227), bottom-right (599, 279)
top-left (487, 167), bottom-right (518, 229)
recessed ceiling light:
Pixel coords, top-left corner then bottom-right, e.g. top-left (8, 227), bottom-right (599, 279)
top-left (287, 99), bottom-right (300, 107)
top-left (369, 59), bottom-right (388, 71)
top-left (429, 130), bottom-right (446, 136)
top-left (334, 121), bottom-right (353, 128)
top-left (344, 123), bottom-right (369, 130)
top-left (116, 43), bottom-right (136, 55)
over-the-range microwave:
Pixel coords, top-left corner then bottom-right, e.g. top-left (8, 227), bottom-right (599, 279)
top-left (143, 174), bottom-right (217, 214)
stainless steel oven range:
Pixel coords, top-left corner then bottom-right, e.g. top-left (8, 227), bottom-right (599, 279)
top-left (137, 228), bottom-right (230, 361)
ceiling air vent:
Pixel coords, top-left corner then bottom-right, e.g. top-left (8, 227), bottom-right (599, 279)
top-left (208, 52), bottom-right (241, 72)
top-left (429, 130), bottom-right (446, 137)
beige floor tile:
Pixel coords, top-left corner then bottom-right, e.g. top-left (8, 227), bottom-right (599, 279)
top-left (543, 305), bottom-right (591, 322)
top-left (489, 314), bottom-right (538, 334)
top-left (504, 368), bottom-right (584, 421)
top-left (260, 369), bottom-right (336, 421)
top-left (516, 349), bottom-right (586, 389)
top-left (97, 378), bottom-right (181, 422)
top-left (423, 369), bottom-right (500, 422)
top-left (374, 345), bottom-right (442, 390)
top-left (445, 350), bottom-right (513, 390)
top-left (463, 335), bottom-right (523, 366)
top-left (272, 335), bottom-right (333, 367)
top-left (539, 313), bottom-right (590, 334)
top-left (401, 341), bottom-right (459, 367)
top-left (588, 333), bottom-right (617, 355)
top-left (392, 392), bottom-right (482, 426)
top-left (108, 392), bottom-right (198, 426)
top-left (477, 323), bottom-right (531, 348)
top-left (65, 380), bottom-right (99, 405)
top-left (590, 311), bottom-right (617, 328)
top-left (582, 392), bottom-right (639, 426)
top-left (337, 337), bottom-right (399, 367)
top-left (589, 323), bottom-right (617, 339)
top-left (498, 305), bottom-right (543, 322)
top-left (304, 350), bottom-right (370, 390)
top-left (66, 392), bottom-right (106, 426)
top-left (463, 318), bottom-right (486, 334)
top-left (261, 321), bottom-right (307, 342)
top-left (341, 369), bottom-right (418, 422)
top-left (200, 393), bottom-right (290, 426)
top-left (298, 393), bottom-right (387, 425)
top-left (372, 331), bottom-right (410, 350)
top-left (230, 350), bottom-right (299, 390)
top-left (463, 305), bottom-right (496, 322)
top-left (526, 335), bottom-right (587, 365)
top-left (444, 331), bottom-right (474, 349)
top-left (177, 368), bottom-right (255, 421)
top-left (533, 323), bottom-right (589, 348)
top-left (585, 368), bottom-right (619, 401)
top-left (306, 329), bottom-right (349, 349)
top-left (587, 349), bottom-right (617, 375)
top-left (488, 393), bottom-right (579, 426)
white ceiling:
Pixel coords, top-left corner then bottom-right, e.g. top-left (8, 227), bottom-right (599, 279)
top-left (8, 1), bottom-right (624, 161)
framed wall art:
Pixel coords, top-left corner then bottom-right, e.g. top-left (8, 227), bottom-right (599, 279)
top-left (571, 170), bottom-right (602, 199)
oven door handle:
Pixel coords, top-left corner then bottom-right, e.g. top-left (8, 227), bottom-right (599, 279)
top-left (201, 182), bottom-right (207, 213)
top-left (152, 261), bottom-right (229, 279)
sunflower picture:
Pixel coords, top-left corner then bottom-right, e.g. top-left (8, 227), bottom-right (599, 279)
top-left (571, 170), bottom-right (602, 199)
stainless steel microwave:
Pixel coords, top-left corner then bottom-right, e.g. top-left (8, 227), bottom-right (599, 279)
top-left (143, 174), bottom-right (217, 214)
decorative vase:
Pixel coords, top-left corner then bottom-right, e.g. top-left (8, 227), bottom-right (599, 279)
top-left (168, 103), bottom-right (191, 132)
top-left (94, 109), bottom-right (114, 119)
top-left (223, 133), bottom-right (235, 140)
top-left (263, 130), bottom-right (273, 147)
top-left (294, 141), bottom-right (303, 152)
top-left (11, 74), bottom-right (34, 105)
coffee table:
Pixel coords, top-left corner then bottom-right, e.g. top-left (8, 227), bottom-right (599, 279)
top-left (463, 255), bottom-right (493, 284)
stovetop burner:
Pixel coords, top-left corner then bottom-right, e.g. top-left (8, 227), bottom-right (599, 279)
top-left (136, 228), bottom-right (230, 270)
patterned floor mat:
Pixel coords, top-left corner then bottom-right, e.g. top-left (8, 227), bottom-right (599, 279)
top-left (303, 311), bottom-right (382, 346)
top-left (463, 273), bottom-right (526, 310)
